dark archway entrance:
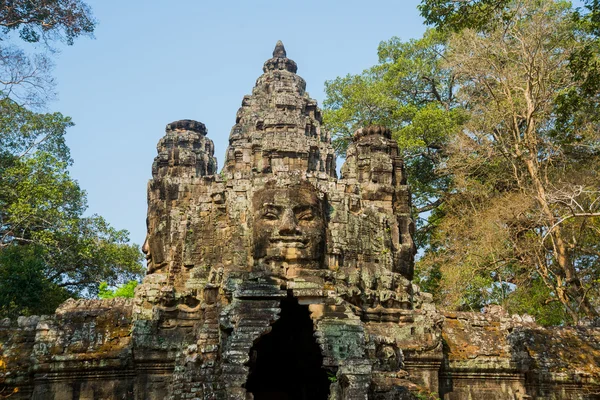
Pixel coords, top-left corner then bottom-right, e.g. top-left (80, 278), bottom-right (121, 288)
top-left (245, 295), bottom-right (330, 400)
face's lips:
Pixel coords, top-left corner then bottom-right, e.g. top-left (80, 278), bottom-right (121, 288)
top-left (269, 236), bottom-right (308, 247)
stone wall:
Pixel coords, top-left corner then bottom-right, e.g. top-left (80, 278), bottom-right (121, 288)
top-left (441, 309), bottom-right (600, 400)
top-left (1, 299), bottom-right (134, 399)
top-left (1, 42), bottom-right (599, 400)
top-left (3, 302), bottom-right (599, 399)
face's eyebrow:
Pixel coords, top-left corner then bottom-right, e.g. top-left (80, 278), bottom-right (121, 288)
top-left (262, 203), bottom-right (283, 211)
top-left (293, 204), bottom-right (319, 213)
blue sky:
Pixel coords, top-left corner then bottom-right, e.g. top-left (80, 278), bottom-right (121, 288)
top-left (47, 0), bottom-right (427, 246)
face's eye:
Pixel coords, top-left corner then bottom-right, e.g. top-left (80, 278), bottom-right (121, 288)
top-left (261, 204), bottom-right (281, 220)
top-left (296, 209), bottom-right (315, 221)
top-left (262, 210), bottom-right (279, 220)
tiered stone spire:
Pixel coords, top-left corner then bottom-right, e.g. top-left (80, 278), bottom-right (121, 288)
top-left (152, 119), bottom-right (217, 179)
top-left (224, 41), bottom-right (336, 177)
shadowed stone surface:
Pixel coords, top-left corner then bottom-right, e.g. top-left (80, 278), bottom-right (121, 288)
top-left (1, 42), bottom-right (599, 400)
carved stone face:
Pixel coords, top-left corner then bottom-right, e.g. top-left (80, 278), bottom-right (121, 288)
top-left (252, 181), bottom-right (325, 270)
top-left (142, 234), bottom-right (155, 273)
top-left (357, 147), bottom-right (393, 185)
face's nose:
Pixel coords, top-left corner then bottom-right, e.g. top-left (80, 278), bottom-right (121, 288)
top-left (142, 235), bottom-right (151, 259)
top-left (277, 209), bottom-right (301, 236)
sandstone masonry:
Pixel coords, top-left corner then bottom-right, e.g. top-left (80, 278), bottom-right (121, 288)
top-left (1, 42), bottom-right (599, 400)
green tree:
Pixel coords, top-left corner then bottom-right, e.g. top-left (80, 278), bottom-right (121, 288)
top-left (0, 0), bottom-right (96, 107)
top-left (0, 245), bottom-right (67, 317)
top-left (0, 1), bottom-right (143, 319)
top-left (419, 0), bottom-right (600, 134)
top-left (0, 99), bottom-right (144, 318)
top-left (98, 280), bottom-right (138, 299)
top-left (419, 0), bottom-right (600, 33)
top-left (419, 0), bottom-right (512, 32)
top-left (0, 0), bottom-right (95, 45)
top-left (421, 0), bottom-right (600, 323)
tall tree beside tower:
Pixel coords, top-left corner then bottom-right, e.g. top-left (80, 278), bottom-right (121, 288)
top-left (0, 0), bottom-right (143, 318)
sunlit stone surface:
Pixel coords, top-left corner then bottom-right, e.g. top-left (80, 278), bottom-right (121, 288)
top-left (1, 42), bottom-right (599, 400)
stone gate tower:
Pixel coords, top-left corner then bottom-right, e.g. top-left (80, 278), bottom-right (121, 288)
top-left (2, 42), bottom-right (599, 400)
top-left (134, 40), bottom-right (424, 399)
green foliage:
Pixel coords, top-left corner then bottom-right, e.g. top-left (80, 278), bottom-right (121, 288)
top-left (0, 97), bottom-right (72, 162)
top-left (0, 136), bottom-right (144, 316)
top-left (420, 0), bottom-right (600, 322)
top-left (414, 261), bottom-right (442, 300)
top-left (0, 1), bottom-right (142, 318)
top-left (557, 1), bottom-right (600, 141)
top-left (0, 245), bottom-right (70, 318)
top-left (323, 73), bottom-right (398, 153)
top-left (505, 278), bottom-right (569, 326)
top-left (0, 120), bottom-right (144, 316)
top-left (0, 0), bottom-right (96, 45)
top-left (418, 0), bottom-right (512, 32)
top-left (413, 389), bottom-right (441, 400)
top-left (582, 0), bottom-right (600, 35)
top-left (419, 0), bottom-right (600, 139)
top-left (326, 371), bottom-right (337, 383)
top-left (419, 0), bottom-right (600, 34)
top-left (0, 96), bottom-right (143, 319)
top-left (98, 280), bottom-right (139, 299)
top-left (324, 29), bottom-right (460, 151)
top-left (0, 1), bottom-right (97, 107)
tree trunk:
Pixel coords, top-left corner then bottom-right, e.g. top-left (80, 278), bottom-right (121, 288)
top-left (524, 157), bottom-right (597, 320)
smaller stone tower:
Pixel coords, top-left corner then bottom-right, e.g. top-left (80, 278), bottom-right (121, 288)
top-left (152, 119), bottom-right (217, 179)
top-left (341, 125), bottom-right (415, 278)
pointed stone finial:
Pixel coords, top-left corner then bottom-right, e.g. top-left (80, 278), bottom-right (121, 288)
top-left (264, 40), bottom-right (297, 73)
top-left (273, 40), bottom-right (286, 58)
